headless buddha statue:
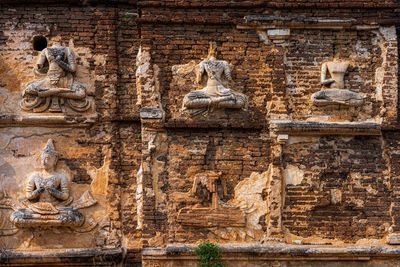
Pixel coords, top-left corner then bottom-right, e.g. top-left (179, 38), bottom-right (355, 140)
top-left (182, 42), bottom-right (247, 116)
top-left (311, 59), bottom-right (364, 107)
top-left (10, 139), bottom-right (84, 228)
top-left (21, 38), bottom-right (90, 113)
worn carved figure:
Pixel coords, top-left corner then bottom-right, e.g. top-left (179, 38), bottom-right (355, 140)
top-left (182, 42), bottom-right (247, 116)
top-left (177, 171), bottom-right (245, 228)
top-left (20, 38), bottom-right (90, 113)
top-left (10, 139), bottom-right (96, 230)
top-left (311, 59), bottom-right (364, 107)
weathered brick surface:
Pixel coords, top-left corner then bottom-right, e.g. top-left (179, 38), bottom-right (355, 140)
top-left (150, 24), bottom-right (269, 125)
top-left (117, 6), bottom-right (140, 119)
top-left (119, 123), bottom-right (142, 243)
top-left (0, 0), bottom-right (399, 265)
top-left (135, 1), bottom-right (398, 248)
top-left (165, 129), bottom-right (270, 243)
top-left (0, 1), bottom-right (142, 250)
top-left (282, 136), bottom-right (391, 242)
top-left (286, 30), bottom-right (383, 122)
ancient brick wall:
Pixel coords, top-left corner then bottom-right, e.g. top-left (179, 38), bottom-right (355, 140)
top-left (135, 0), bottom-right (398, 247)
top-left (119, 122), bottom-right (142, 246)
top-left (286, 29), bottom-right (383, 122)
top-left (0, 0), bottom-right (399, 265)
top-left (282, 135), bottom-right (391, 243)
top-left (149, 23), bottom-right (269, 125)
top-left (117, 5), bottom-right (140, 119)
top-left (0, 1), bottom-right (142, 253)
top-left (165, 129), bottom-right (270, 243)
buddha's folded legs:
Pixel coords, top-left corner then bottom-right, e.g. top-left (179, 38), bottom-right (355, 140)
top-left (56, 207), bottom-right (85, 226)
top-left (24, 79), bottom-right (50, 96)
top-left (10, 207), bottom-right (84, 228)
top-left (311, 89), bottom-right (364, 107)
top-left (184, 91), bottom-right (246, 109)
top-left (216, 95), bottom-right (246, 109)
top-left (183, 91), bottom-right (211, 109)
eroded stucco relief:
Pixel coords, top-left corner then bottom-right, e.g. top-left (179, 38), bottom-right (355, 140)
top-left (176, 171), bottom-right (245, 228)
top-left (311, 59), bottom-right (364, 107)
top-left (1, 139), bottom-right (97, 232)
top-left (20, 39), bottom-right (90, 113)
top-left (182, 43), bottom-right (247, 116)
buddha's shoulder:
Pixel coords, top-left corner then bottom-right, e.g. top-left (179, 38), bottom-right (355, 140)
top-left (28, 172), bottom-right (42, 180)
top-left (52, 173), bottom-right (68, 180)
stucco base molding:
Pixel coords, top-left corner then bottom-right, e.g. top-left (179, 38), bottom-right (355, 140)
top-left (271, 121), bottom-right (381, 137)
top-left (0, 248), bottom-right (123, 266)
top-left (0, 114), bottom-right (98, 127)
top-left (142, 244), bottom-right (400, 267)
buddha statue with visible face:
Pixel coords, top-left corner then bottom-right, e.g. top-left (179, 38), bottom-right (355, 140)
top-left (10, 139), bottom-right (84, 228)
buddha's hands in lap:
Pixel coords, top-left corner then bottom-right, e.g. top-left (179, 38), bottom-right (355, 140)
top-left (27, 186), bottom-right (45, 199)
top-left (47, 188), bottom-right (62, 198)
top-left (211, 95), bottom-right (234, 105)
top-left (33, 187), bottom-right (45, 195)
top-left (38, 88), bottom-right (73, 97)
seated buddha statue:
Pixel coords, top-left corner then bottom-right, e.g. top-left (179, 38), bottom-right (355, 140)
top-left (20, 38), bottom-right (90, 113)
top-left (10, 139), bottom-right (85, 228)
top-left (311, 59), bottom-right (364, 107)
top-left (182, 42), bottom-right (247, 116)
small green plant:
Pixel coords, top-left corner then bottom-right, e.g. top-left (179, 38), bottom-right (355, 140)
top-left (137, 133), bottom-right (142, 138)
top-left (195, 241), bottom-right (228, 267)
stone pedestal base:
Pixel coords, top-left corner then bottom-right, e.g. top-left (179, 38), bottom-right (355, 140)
top-left (0, 249), bottom-right (123, 266)
top-left (142, 244), bottom-right (400, 267)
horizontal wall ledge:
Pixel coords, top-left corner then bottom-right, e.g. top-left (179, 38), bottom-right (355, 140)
top-left (0, 248), bottom-right (123, 266)
top-left (270, 121), bottom-right (381, 136)
top-left (136, 16), bottom-right (234, 25)
top-left (164, 118), bottom-right (265, 129)
top-left (143, 243), bottom-right (400, 260)
top-left (137, 1), bottom-right (398, 9)
top-left (246, 15), bottom-right (356, 24)
top-left (239, 15), bottom-right (381, 30)
top-left (0, 114), bottom-right (99, 127)
top-left (0, 0), bottom-right (136, 5)
top-left (137, 15), bottom-right (399, 26)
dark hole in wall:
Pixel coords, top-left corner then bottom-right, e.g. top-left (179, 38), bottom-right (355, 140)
top-left (32, 36), bottom-right (47, 51)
